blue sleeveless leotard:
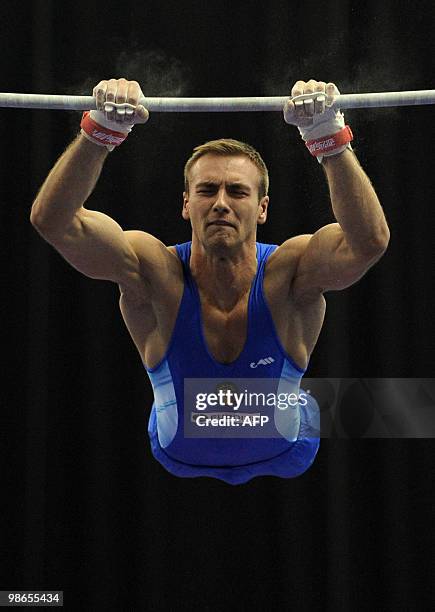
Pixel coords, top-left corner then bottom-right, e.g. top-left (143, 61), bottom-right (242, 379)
top-left (146, 241), bottom-right (320, 484)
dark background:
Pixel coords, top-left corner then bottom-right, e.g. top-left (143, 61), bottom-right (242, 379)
top-left (1, 0), bottom-right (435, 610)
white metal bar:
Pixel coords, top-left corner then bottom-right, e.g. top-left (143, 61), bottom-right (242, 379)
top-left (0, 90), bottom-right (435, 111)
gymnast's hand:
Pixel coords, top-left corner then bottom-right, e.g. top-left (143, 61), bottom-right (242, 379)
top-left (283, 80), bottom-right (353, 161)
top-left (80, 77), bottom-right (149, 150)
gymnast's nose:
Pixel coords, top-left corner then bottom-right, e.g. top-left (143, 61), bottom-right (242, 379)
top-left (212, 188), bottom-right (231, 212)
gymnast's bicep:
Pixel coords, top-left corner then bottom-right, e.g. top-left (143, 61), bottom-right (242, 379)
top-left (41, 207), bottom-right (148, 293)
top-left (292, 223), bottom-right (383, 298)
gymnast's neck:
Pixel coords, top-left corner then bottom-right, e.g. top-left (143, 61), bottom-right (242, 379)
top-left (189, 236), bottom-right (258, 312)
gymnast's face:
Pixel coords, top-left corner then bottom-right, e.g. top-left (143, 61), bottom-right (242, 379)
top-left (182, 154), bottom-right (269, 251)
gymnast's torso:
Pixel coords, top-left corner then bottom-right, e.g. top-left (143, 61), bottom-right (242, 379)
top-left (118, 238), bottom-right (326, 372)
top-left (118, 240), bottom-right (322, 483)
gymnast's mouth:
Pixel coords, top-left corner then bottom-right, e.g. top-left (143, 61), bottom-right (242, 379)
top-left (207, 220), bottom-right (236, 228)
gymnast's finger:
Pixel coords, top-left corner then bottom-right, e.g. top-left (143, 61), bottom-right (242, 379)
top-left (283, 98), bottom-right (296, 124)
top-left (326, 82), bottom-right (338, 108)
top-left (126, 80), bottom-right (143, 106)
top-left (314, 81), bottom-right (326, 114)
top-left (303, 79), bottom-right (318, 117)
top-left (104, 78), bottom-right (118, 122)
top-left (291, 80), bottom-right (306, 119)
top-left (93, 80), bottom-right (108, 111)
top-left (126, 80), bottom-right (145, 123)
top-left (114, 78), bottom-right (129, 123)
top-left (134, 105), bottom-right (149, 124)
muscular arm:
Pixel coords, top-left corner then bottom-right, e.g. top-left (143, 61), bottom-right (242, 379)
top-left (279, 79), bottom-right (390, 301)
top-left (322, 148), bottom-right (389, 255)
top-left (30, 77), bottom-right (173, 297)
top-left (31, 133), bottom-right (109, 229)
top-left (30, 134), bottom-right (147, 292)
top-left (290, 149), bottom-right (390, 300)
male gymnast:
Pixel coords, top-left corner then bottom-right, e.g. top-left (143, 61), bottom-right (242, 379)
top-left (30, 78), bottom-right (390, 484)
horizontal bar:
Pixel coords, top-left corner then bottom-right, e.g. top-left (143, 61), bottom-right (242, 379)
top-left (0, 90), bottom-right (435, 111)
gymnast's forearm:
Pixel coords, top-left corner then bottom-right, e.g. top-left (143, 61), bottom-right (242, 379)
top-left (322, 149), bottom-right (390, 255)
top-left (30, 134), bottom-right (109, 234)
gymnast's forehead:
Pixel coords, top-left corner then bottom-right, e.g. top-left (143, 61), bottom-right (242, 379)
top-left (188, 154), bottom-right (261, 185)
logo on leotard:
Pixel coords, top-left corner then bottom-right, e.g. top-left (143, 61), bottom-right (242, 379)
top-left (250, 357), bottom-right (275, 368)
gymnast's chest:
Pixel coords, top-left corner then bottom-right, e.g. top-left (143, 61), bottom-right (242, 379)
top-left (199, 297), bottom-right (249, 364)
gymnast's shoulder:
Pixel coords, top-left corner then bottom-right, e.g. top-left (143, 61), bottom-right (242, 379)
top-left (122, 230), bottom-right (183, 283)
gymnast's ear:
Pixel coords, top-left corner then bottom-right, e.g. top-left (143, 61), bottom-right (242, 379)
top-left (182, 191), bottom-right (190, 220)
top-left (257, 195), bottom-right (269, 225)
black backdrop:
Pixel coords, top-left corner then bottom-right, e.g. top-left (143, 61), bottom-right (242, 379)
top-left (1, 1), bottom-right (435, 610)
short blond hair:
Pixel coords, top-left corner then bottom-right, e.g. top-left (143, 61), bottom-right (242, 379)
top-left (184, 138), bottom-right (269, 199)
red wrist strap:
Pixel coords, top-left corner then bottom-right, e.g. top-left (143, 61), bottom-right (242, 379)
top-left (80, 111), bottom-right (128, 147)
top-left (305, 125), bottom-right (353, 157)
